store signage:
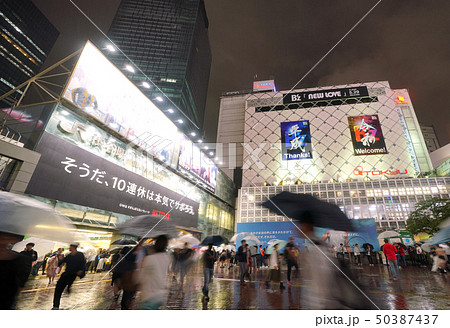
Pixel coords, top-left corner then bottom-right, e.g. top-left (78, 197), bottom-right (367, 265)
top-left (353, 166), bottom-right (408, 176)
top-left (280, 120), bottom-right (312, 160)
top-left (26, 132), bottom-right (199, 228)
top-left (347, 114), bottom-right (388, 156)
top-left (62, 41), bottom-right (178, 164)
top-left (236, 221), bottom-right (304, 248)
top-left (283, 86), bottom-right (369, 105)
top-left (253, 80), bottom-right (275, 92)
top-left (178, 135), bottom-right (217, 192)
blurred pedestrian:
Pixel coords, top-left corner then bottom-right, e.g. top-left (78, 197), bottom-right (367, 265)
top-left (52, 243), bottom-right (86, 309)
top-left (407, 246), bottom-right (416, 266)
top-left (219, 249), bottom-right (227, 268)
top-left (171, 248), bottom-right (180, 281)
top-left (201, 243), bottom-right (215, 301)
top-left (382, 239), bottom-right (399, 280)
top-left (415, 244), bottom-right (425, 266)
top-left (285, 236), bottom-right (298, 283)
top-left (137, 235), bottom-right (171, 310)
top-left (46, 252), bottom-right (60, 284)
top-left (265, 243), bottom-right (284, 289)
top-left (113, 246), bottom-right (137, 309)
top-left (337, 243), bottom-right (345, 267)
top-left (366, 245), bottom-right (373, 266)
top-left (435, 246), bottom-right (448, 275)
top-left (178, 243), bottom-right (194, 284)
top-left (236, 240), bottom-right (249, 285)
top-left (354, 244), bottom-right (361, 266)
top-left (397, 244), bottom-right (406, 268)
top-left (258, 245), bottom-right (265, 267)
top-left (20, 242), bottom-right (38, 276)
top-left (0, 231), bottom-right (31, 309)
top-left (41, 251), bottom-right (52, 275)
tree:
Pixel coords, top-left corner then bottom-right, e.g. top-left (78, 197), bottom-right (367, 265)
top-left (406, 198), bottom-right (450, 235)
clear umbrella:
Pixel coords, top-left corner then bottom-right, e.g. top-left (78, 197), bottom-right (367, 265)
top-left (242, 234), bottom-right (260, 244)
top-left (0, 192), bottom-right (76, 243)
top-left (12, 237), bottom-right (57, 260)
top-left (265, 239), bottom-right (288, 254)
top-left (378, 230), bottom-right (399, 239)
top-left (179, 234), bottom-right (200, 245)
top-left (230, 232), bottom-right (247, 243)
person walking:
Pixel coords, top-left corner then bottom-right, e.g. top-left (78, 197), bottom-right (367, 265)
top-left (178, 243), bottom-right (194, 284)
top-left (265, 243), bottom-right (284, 290)
top-left (337, 243), bottom-right (345, 267)
top-left (0, 231), bottom-right (31, 309)
top-left (258, 245), bottom-right (264, 268)
top-left (407, 246), bottom-right (416, 266)
top-left (382, 239), bottom-right (399, 280)
top-left (397, 244), bottom-right (406, 268)
top-left (435, 246), bottom-right (448, 275)
top-left (52, 243), bottom-right (86, 309)
top-left (201, 243), bottom-right (215, 301)
top-left (354, 244), bottom-right (361, 266)
top-left (416, 244), bottom-right (425, 266)
top-left (41, 251), bottom-right (52, 275)
top-left (285, 236), bottom-right (298, 283)
top-left (366, 245), bottom-right (374, 266)
top-left (20, 242), bottom-right (38, 276)
top-left (46, 253), bottom-right (60, 285)
top-left (237, 240), bottom-right (249, 285)
top-left (136, 235), bottom-right (172, 310)
top-left (113, 246), bottom-right (137, 309)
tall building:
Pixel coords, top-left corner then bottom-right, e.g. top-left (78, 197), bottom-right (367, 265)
top-left (420, 124), bottom-right (440, 153)
top-left (0, 0), bottom-right (59, 107)
top-left (217, 81), bottom-right (448, 234)
top-left (106, 0), bottom-right (212, 138)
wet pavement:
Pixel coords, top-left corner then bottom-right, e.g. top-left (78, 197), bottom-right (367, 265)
top-left (16, 263), bottom-right (450, 310)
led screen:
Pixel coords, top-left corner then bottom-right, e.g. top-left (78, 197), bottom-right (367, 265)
top-left (62, 41), bottom-right (178, 164)
top-left (281, 120), bottom-right (313, 160)
top-left (348, 114), bottom-right (388, 156)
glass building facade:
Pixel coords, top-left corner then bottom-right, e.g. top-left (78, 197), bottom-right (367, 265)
top-left (106, 0), bottom-right (212, 135)
top-left (0, 0), bottom-right (59, 107)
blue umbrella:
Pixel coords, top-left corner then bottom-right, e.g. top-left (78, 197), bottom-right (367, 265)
top-left (430, 225), bottom-right (450, 245)
top-left (200, 235), bottom-right (229, 246)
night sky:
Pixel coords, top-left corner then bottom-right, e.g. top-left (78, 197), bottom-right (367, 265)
top-left (32, 0), bottom-right (450, 146)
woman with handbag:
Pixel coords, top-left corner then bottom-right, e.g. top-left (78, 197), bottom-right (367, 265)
top-left (265, 243), bottom-right (284, 290)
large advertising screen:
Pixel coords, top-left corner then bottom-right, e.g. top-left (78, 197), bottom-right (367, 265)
top-left (347, 114), bottom-right (388, 156)
top-left (283, 86), bottom-right (369, 105)
top-left (26, 132), bottom-right (199, 228)
top-left (178, 135), bottom-right (217, 192)
top-left (281, 120), bottom-right (312, 160)
top-left (62, 42), bottom-right (178, 164)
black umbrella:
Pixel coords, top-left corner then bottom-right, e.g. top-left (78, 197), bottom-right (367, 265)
top-left (200, 235), bottom-right (229, 246)
top-left (111, 238), bottom-right (137, 246)
top-left (362, 243), bottom-right (374, 251)
top-left (261, 191), bottom-right (354, 231)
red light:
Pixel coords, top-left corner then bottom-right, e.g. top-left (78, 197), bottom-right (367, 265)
top-left (398, 96), bottom-right (405, 103)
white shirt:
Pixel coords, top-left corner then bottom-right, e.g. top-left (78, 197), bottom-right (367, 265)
top-left (137, 252), bottom-right (171, 303)
top-left (354, 246), bottom-right (360, 255)
top-left (269, 250), bottom-right (279, 269)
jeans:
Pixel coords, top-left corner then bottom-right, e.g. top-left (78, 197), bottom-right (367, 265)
top-left (239, 262), bottom-right (248, 283)
top-left (53, 273), bottom-right (77, 308)
top-left (202, 267), bottom-right (214, 296)
top-left (31, 262), bottom-right (43, 276)
top-left (388, 260), bottom-right (399, 278)
top-left (138, 299), bottom-right (163, 310)
top-left (355, 255), bottom-right (361, 265)
top-left (367, 255), bottom-right (373, 265)
top-left (398, 255), bottom-right (406, 267)
top-left (287, 260), bottom-right (298, 281)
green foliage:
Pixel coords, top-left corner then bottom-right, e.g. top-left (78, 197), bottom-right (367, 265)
top-left (406, 198), bottom-right (450, 235)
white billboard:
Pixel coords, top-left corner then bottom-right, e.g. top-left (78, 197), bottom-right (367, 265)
top-left (63, 41), bottom-right (178, 164)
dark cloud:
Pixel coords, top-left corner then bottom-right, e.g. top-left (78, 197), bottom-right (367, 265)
top-left (33, 0), bottom-right (450, 146)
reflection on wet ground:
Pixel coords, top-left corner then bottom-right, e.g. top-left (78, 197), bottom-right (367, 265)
top-left (16, 263), bottom-right (450, 310)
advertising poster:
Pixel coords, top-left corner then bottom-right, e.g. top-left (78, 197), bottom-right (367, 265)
top-left (281, 120), bottom-right (312, 160)
top-left (236, 222), bottom-right (305, 250)
top-left (26, 132), bottom-right (199, 228)
top-left (348, 114), bottom-right (388, 156)
top-left (177, 135), bottom-right (217, 192)
top-left (283, 86), bottom-right (369, 105)
top-left (315, 218), bottom-right (380, 252)
top-left (62, 41), bottom-right (178, 164)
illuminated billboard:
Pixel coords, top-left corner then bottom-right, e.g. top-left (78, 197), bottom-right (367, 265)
top-left (62, 41), bottom-right (178, 164)
top-left (281, 120), bottom-right (313, 160)
top-left (348, 115), bottom-right (388, 156)
top-left (253, 80), bottom-right (275, 92)
top-left (178, 135), bottom-right (217, 192)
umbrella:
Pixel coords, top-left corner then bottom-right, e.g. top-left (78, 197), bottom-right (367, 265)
top-left (111, 238), bottom-right (137, 245)
top-left (419, 240), bottom-right (432, 252)
top-left (242, 234), bottom-right (260, 244)
top-left (378, 230), bottom-right (399, 239)
top-left (261, 191), bottom-right (354, 231)
top-left (0, 192), bottom-right (76, 243)
top-left (243, 239), bottom-right (258, 247)
top-left (430, 225), bottom-right (450, 246)
top-left (118, 215), bottom-right (177, 238)
top-left (168, 239), bottom-right (185, 249)
top-left (225, 244), bottom-right (235, 251)
top-left (265, 239), bottom-right (288, 254)
top-left (179, 234), bottom-right (200, 245)
top-left (362, 243), bottom-right (374, 251)
top-left (230, 232), bottom-right (247, 243)
top-left (12, 237), bottom-right (57, 260)
top-left (199, 235), bottom-right (229, 246)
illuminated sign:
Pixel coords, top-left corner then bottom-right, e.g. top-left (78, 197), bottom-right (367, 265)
top-left (178, 135), bottom-right (217, 192)
top-left (281, 120), bottom-right (312, 160)
top-left (283, 86), bottom-right (369, 105)
top-left (353, 166), bottom-right (408, 176)
top-left (62, 41), bottom-right (178, 164)
top-left (253, 80), bottom-right (275, 92)
top-left (347, 115), bottom-right (388, 156)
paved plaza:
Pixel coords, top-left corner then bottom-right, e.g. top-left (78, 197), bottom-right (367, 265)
top-left (16, 263), bottom-right (450, 310)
